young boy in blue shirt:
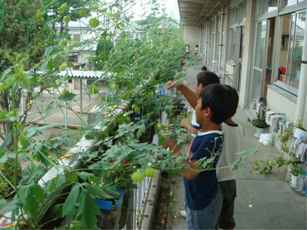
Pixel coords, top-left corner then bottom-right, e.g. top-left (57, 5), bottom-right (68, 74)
top-left (182, 84), bottom-right (239, 230)
top-left (167, 71), bottom-right (240, 230)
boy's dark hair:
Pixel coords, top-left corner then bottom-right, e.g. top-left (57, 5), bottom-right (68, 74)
top-left (201, 84), bottom-right (239, 124)
top-left (197, 71), bottom-right (220, 87)
top-left (224, 85), bottom-right (239, 119)
top-left (201, 66), bottom-right (208, 71)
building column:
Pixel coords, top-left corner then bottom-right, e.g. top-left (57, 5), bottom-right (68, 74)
top-left (295, 18), bottom-right (307, 126)
top-left (218, 11), bottom-right (224, 75)
top-left (238, 0), bottom-right (256, 108)
top-left (80, 79), bottom-right (83, 113)
top-left (221, 8), bottom-right (229, 78)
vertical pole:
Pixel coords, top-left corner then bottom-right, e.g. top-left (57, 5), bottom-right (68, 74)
top-left (239, 0), bottom-right (256, 108)
top-left (80, 78), bottom-right (83, 113)
top-left (222, 8), bottom-right (229, 84)
top-left (212, 16), bottom-right (217, 71)
top-left (20, 90), bottom-right (25, 115)
top-left (64, 102), bottom-right (68, 129)
top-left (295, 15), bottom-right (307, 125)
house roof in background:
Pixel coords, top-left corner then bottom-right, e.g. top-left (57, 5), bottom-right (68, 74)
top-left (58, 69), bottom-right (110, 79)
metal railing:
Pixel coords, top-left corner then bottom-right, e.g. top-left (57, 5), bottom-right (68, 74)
top-left (132, 177), bottom-right (154, 229)
top-left (130, 91), bottom-right (169, 230)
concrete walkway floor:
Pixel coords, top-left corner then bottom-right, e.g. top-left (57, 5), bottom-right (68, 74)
top-left (169, 64), bottom-right (307, 230)
top-left (170, 109), bottom-right (307, 229)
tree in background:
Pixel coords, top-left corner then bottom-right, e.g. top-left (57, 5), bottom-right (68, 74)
top-left (0, 0), bottom-right (91, 204)
top-left (43, 0), bottom-right (91, 33)
top-left (94, 33), bottom-right (114, 69)
top-left (0, 0), bottom-right (93, 149)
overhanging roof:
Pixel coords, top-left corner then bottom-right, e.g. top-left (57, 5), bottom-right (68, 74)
top-left (178, 0), bottom-right (229, 26)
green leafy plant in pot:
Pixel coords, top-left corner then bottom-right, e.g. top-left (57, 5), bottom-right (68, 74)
top-left (251, 98), bottom-right (269, 137)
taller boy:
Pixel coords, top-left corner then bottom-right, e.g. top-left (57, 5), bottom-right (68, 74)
top-left (183, 84), bottom-right (239, 230)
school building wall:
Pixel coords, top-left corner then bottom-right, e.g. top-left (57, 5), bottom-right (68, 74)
top-left (267, 86), bottom-right (297, 121)
top-left (181, 0), bottom-right (307, 128)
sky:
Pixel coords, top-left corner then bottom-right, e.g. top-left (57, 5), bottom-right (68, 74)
top-left (164, 0), bottom-right (180, 21)
top-left (128, 0), bottom-right (180, 21)
top-left (70, 0), bottom-right (180, 27)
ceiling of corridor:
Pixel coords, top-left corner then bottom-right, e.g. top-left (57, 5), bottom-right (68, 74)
top-left (177, 0), bottom-right (229, 26)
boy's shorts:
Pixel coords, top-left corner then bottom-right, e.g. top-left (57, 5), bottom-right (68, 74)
top-left (186, 189), bottom-right (222, 230)
top-left (218, 180), bottom-right (237, 229)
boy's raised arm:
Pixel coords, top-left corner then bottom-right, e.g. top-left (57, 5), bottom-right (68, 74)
top-left (166, 81), bottom-right (198, 109)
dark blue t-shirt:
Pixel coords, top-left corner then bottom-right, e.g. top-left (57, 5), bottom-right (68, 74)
top-left (184, 131), bottom-right (223, 210)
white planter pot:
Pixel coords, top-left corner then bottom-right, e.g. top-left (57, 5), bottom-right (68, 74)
top-left (254, 127), bottom-right (267, 138)
top-left (293, 127), bottom-right (307, 139)
top-left (274, 136), bottom-right (283, 152)
top-left (290, 175), bottom-right (304, 192)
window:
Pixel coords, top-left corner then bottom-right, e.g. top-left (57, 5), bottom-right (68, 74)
top-left (69, 54), bottom-right (79, 63)
top-left (226, 3), bottom-right (245, 62)
top-left (256, 0), bottom-right (278, 17)
top-left (73, 34), bottom-right (81, 42)
top-left (285, 0), bottom-right (298, 6)
top-left (288, 11), bottom-right (306, 88)
top-left (281, 0), bottom-right (305, 7)
top-left (277, 15), bottom-right (291, 83)
top-left (276, 11), bottom-right (306, 89)
top-left (254, 21), bottom-right (267, 68)
top-left (251, 20), bottom-right (267, 100)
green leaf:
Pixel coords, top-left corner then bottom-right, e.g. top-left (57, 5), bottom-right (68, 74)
top-left (26, 124), bottom-right (60, 138)
top-left (0, 198), bottom-right (7, 210)
top-left (89, 84), bottom-right (98, 95)
top-left (79, 191), bottom-right (100, 229)
top-left (87, 184), bottom-right (114, 200)
top-left (63, 184), bottom-right (81, 217)
top-left (144, 167), bottom-right (158, 177)
top-left (131, 170), bottom-right (145, 184)
top-left (18, 184), bottom-right (46, 223)
top-left (18, 132), bottom-right (30, 149)
top-left (0, 154), bottom-right (8, 164)
top-left (79, 172), bottom-right (94, 182)
top-left (47, 174), bottom-right (66, 194)
top-left (63, 16), bottom-right (71, 26)
top-left (58, 90), bottom-right (76, 102)
top-left (0, 199), bottom-right (18, 216)
top-left (35, 9), bottom-right (44, 24)
top-left (0, 111), bottom-right (18, 122)
top-left (79, 8), bottom-right (89, 18)
top-left (58, 3), bottom-right (69, 16)
top-left (89, 17), bottom-right (100, 28)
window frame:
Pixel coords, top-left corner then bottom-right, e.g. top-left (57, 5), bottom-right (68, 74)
top-left (279, 0), bottom-right (307, 15)
top-left (272, 9), bottom-right (306, 93)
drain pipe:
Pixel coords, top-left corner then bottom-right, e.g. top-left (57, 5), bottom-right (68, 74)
top-left (295, 17), bottom-right (307, 126)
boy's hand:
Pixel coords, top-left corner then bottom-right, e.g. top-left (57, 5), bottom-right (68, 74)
top-left (165, 80), bottom-right (185, 91)
top-left (180, 118), bottom-right (198, 134)
top-left (166, 72), bottom-right (186, 90)
top-left (162, 137), bottom-right (181, 156)
top-left (165, 80), bottom-right (177, 89)
top-left (180, 118), bottom-right (190, 129)
top-left (183, 160), bottom-right (199, 180)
